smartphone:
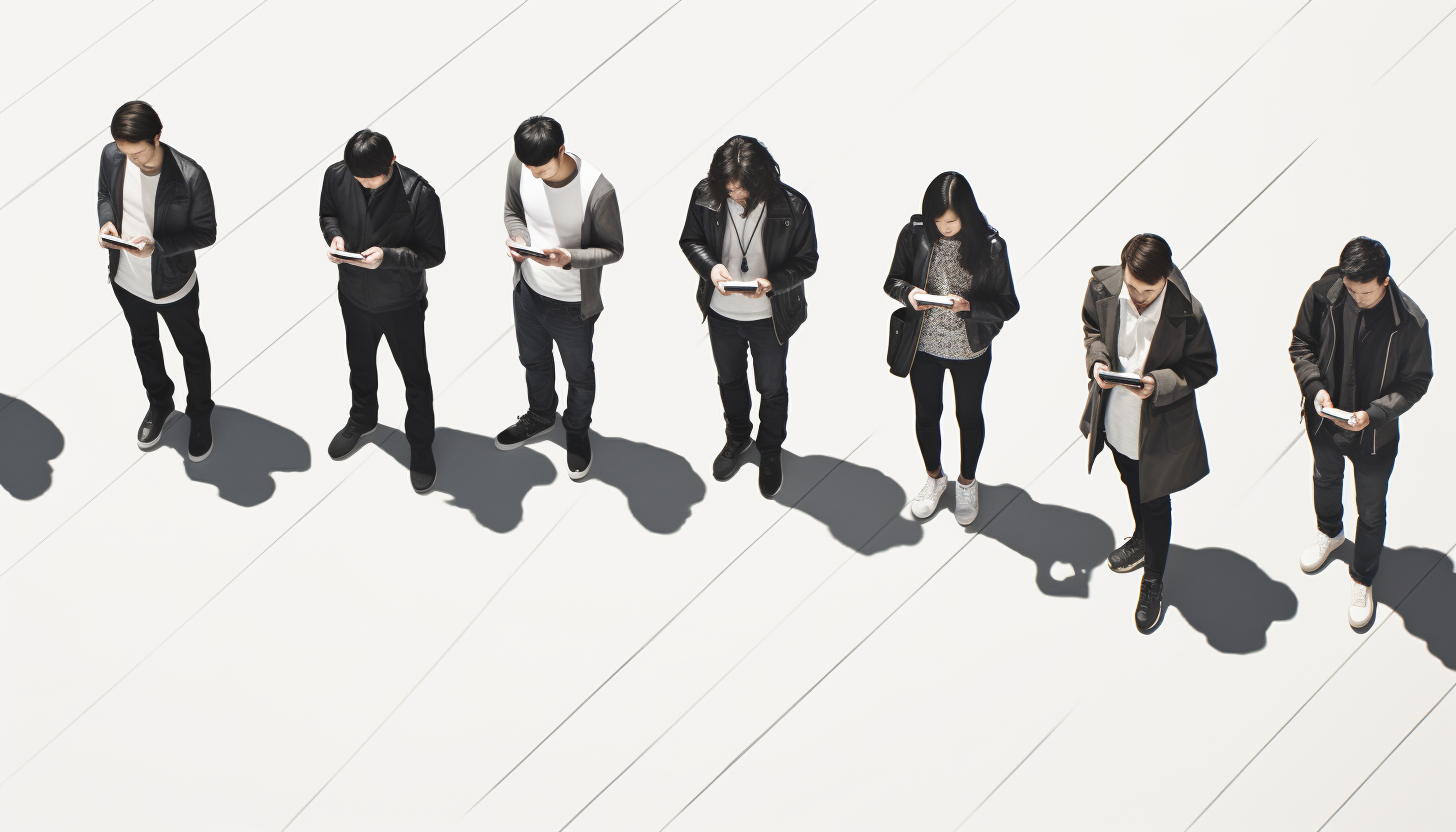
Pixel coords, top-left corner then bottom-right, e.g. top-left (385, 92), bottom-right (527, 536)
top-left (1098, 369), bottom-right (1145, 389)
top-left (509, 244), bottom-right (548, 259)
top-left (332, 250), bottom-right (366, 261)
top-left (101, 233), bottom-right (141, 251)
top-left (1319, 405), bottom-right (1356, 423)
top-left (916, 293), bottom-right (956, 309)
top-left (723, 281), bottom-right (760, 293)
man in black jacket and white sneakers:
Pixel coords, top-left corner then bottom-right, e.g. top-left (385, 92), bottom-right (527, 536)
top-left (320, 130), bottom-right (446, 493)
top-left (1290, 237), bottom-right (1433, 629)
top-left (679, 135), bottom-right (818, 498)
top-left (98, 100), bottom-right (217, 462)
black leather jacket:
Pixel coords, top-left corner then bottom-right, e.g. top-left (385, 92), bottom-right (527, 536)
top-left (97, 142), bottom-right (217, 298)
top-left (319, 161), bottom-right (446, 313)
top-left (883, 216), bottom-right (1018, 376)
top-left (679, 179), bottom-right (818, 343)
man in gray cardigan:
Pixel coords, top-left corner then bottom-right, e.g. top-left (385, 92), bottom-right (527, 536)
top-left (496, 116), bottom-right (624, 481)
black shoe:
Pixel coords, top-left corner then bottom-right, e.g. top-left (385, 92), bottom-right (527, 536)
top-left (566, 432), bottom-right (592, 481)
top-left (712, 436), bottom-right (754, 481)
top-left (137, 405), bottom-right (171, 449)
top-left (411, 467), bottom-right (437, 493)
top-left (187, 415), bottom-right (213, 462)
top-left (758, 450), bottom-right (783, 498)
top-left (495, 411), bottom-right (554, 450)
top-left (328, 420), bottom-right (377, 461)
top-left (1135, 576), bottom-right (1164, 634)
top-left (1108, 536), bottom-right (1146, 573)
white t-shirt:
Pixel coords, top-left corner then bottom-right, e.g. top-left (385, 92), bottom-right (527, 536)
top-left (1104, 281), bottom-right (1166, 460)
top-left (520, 153), bottom-right (599, 303)
top-left (709, 198), bottom-right (772, 321)
top-left (113, 161), bottom-right (197, 304)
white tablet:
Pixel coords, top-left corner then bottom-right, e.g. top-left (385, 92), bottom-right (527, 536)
top-left (331, 250), bottom-right (366, 261)
top-left (723, 281), bottom-right (760, 293)
top-left (101, 233), bottom-right (141, 251)
top-left (1098, 369), bottom-right (1146, 388)
top-left (916, 293), bottom-right (956, 308)
top-left (1320, 405), bottom-right (1356, 423)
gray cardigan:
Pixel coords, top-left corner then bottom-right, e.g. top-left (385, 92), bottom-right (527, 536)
top-left (504, 154), bottom-right (624, 319)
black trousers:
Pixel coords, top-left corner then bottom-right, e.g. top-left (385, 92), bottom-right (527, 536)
top-left (707, 310), bottom-right (789, 454)
top-left (909, 348), bottom-right (992, 481)
top-left (340, 294), bottom-right (435, 471)
top-left (1111, 447), bottom-right (1172, 580)
top-left (513, 279), bottom-right (598, 436)
top-left (112, 281), bottom-right (213, 422)
top-left (1311, 427), bottom-right (1398, 586)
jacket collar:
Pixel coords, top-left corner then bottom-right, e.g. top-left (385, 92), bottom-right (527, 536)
top-left (695, 181), bottom-right (792, 218)
top-left (1094, 264), bottom-right (1193, 317)
top-left (1323, 271), bottom-right (1412, 328)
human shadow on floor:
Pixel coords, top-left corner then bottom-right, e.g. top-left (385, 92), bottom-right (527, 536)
top-left (1328, 544), bottom-right (1456, 669)
top-left (0, 394), bottom-right (64, 500)
top-left (159, 407), bottom-right (310, 507)
top-left (763, 450), bottom-right (923, 555)
top-left (969, 483), bottom-right (1115, 598)
top-left (1162, 547), bottom-right (1298, 654)
top-left (378, 426), bottom-right (555, 533)
top-left (545, 430), bottom-right (706, 534)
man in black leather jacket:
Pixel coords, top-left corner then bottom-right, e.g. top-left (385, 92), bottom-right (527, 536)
top-left (679, 135), bottom-right (818, 498)
top-left (97, 101), bottom-right (218, 462)
top-left (319, 130), bottom-right (447, 493)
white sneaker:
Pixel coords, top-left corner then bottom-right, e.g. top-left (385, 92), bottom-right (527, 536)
top-left (1300, 530), bottom-right (1345, 573)
top-left (1348, 579), bottom-right (1374, 629)
top-left (910, 475), bottom-right (947, 519)
top-left (955, 479), bottom-right (979, 526)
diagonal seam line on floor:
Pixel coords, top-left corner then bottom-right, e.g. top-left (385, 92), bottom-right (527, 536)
top-left (1020, 0), bottom-right (1314, 278)
top-left (277, 499), bottom-right (582, 832)
top-left (461, 428), bottom-right (883, 817)
top-left (1183, 141), bottom-right (1315, 266)
top-left (0, 313), bottom-right (121, 419)
top-left (655, 439), bottom-right (1079, 831)
top-left (1180, 542), bottom-right (1456, 831)
top-left (1373, 5), bottom-right (1456, 83)
top-left (0, 0), bottom-right (270, 216)
top-left (0, 0), bottom-right (157, 116)
top-left (447, 0), bottom-right (684, 194)
top-left (951, 706), bottom-right (1078, 830)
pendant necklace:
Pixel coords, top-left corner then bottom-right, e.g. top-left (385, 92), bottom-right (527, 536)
top-left (729, 201), bottom-right (766, 274)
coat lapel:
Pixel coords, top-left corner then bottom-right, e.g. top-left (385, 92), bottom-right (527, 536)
top-left (1144, 275), bottom-right (1192, 373)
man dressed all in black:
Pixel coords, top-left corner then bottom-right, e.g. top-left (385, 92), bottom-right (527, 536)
top-left (319, 130), bottom-right (446, 493)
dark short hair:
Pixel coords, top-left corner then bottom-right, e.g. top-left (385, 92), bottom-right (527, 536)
top-left (707, 135), bottom-right (781, 213)
top-left (110, 101), bottom-right (163, 144)
top-left (514, 116), bottom-right (565, 166)
top-left (344, 130), bottom-right (394, 178)
top-left (1338, 237), bottom-right (1390, 283)
top-left (1121, 233), bottom-right (1174, 286)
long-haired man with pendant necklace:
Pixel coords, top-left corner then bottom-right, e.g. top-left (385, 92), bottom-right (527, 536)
top-left (679, 135), bottom-right (819, 498)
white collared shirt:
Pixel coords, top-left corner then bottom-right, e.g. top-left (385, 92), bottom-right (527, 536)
top-left (1104, 281), bottom-right (1166, 460)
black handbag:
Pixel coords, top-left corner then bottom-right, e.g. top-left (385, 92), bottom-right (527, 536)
top-left (887, 306), bottom-right (909, 376)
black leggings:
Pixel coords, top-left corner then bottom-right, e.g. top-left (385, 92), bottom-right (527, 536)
top-left (909, 348), bottom-right (991, 481)
top-left (1111, 447), bottom-right (1172, 580)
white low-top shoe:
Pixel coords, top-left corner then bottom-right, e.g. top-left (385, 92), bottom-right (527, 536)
top-left (955, 479), bottom-right (979, 526)
top-left (910, 475), bottom-right (947, 519)
top-left (1349, 579), bottom-right (1374, 629)
top-left (1300, 530), bottom-right (1345, 573)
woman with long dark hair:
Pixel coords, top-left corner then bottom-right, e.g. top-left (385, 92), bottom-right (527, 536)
top-left (884, 172), bottom-right (1018, 524)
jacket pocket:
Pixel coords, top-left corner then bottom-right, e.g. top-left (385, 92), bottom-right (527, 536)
top-left (1163, 397), bottom-right (1197, 452)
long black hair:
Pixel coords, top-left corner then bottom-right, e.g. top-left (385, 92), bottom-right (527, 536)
top-left (707, 135), bottom-right (782, 212)
top-left (921, 171), bottom-right (994, 276)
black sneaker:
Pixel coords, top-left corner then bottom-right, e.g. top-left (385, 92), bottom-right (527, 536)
top-left (712, 436), bottom-right (754, 481)
top-left (566, 432), bottom-right (592, 481)
top-left (759, 450), bottom-right (783, 498)
top-left (1108, 536), bottom-right (1146, 573)
top-left (137, 405), bottom-right (171, 449)
top-left (411, 467), bottom-right (437, 493)
top-left (495, 412), bottom-right (554, 450)
top-left (187, 415), bottom-right (213, 463)
top-left (328, 420), bottom-right (377, 461)
top-left (1135, 576), bottom-right (1164, 634)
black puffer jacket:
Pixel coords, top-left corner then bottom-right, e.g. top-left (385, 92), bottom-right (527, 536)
top-left (97, 142), bottom-right (216, 298)
top-left (319, 161), bottom-right (446, 313)
top-left (679, 179), bottom-right (818, 343)
top-left (883, 215), bottom-right (1017, 376)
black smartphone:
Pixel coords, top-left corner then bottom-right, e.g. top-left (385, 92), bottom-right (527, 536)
top-left (1098, 370), bottom-right (1145, 389)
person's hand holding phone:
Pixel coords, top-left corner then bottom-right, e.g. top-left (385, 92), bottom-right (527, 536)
top-left (907, 288), bottom-right (929, 311)
top-left (356, 246), bottom-right (384, 270)
top-left (745, 277), bottom-right (772, 299)
top-left (1093, 362), bottom-right (1115, 390)
top-left (947, 294), bottom-right (970, 313)
top-left (531, 247), bottom-right (572, 269)
top-left (1132, 374), bottom-right (1156, 400)
top-left (326, 236), bottom-right (350, 265)
top-left (130, 236), bottom-right (155, 259)
top-left (98, 222), bottom-right (123, 250)
top-left (506, 235), bottom-right (526, 263)
top-left (710, 263), bottom-right (732, 296)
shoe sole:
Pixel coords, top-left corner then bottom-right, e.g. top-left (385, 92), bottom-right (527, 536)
top-left (329, 425), bottom-right (378, 462)
top-left (495, 420), bottom-right (554, 451)
top-left (413, 476), bottom-right (437, 494)
top-left (956, 508), bottom-right (979, 526)
top-left (760, 481), bottom-right (782, 499)
top-left (1109, 554), bottom-right (1145, 573)
top-left (1348, 610), bottom-right (1373, 629)
top-left (568, 459), bottom-right (592, 481)
top-left (1300, 536), bottom-right (1344, 573)
top-left (1137, 603), bottom-right (1163, 634)
top-left (187, 444), bottom-right (213, 463)
top-left (138, 435), bottom-right (163, 450)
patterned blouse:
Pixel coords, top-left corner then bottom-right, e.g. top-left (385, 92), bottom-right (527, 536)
top-left (917, 238), bottom-right (985, 360)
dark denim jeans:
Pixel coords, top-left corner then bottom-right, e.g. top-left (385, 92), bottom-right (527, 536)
top-left (707, 310), bottom-right (788, 453)
top-left (340, 293), bottom-right (435, 472)
top-left (1112, 447), bottom-right (1173, 581)
top-left (1311, 427), bottom-right (1398, 586)
top-left (112, 280), bottom-right (214, 422)
top-left (513, 279), bottom-right (597, 436)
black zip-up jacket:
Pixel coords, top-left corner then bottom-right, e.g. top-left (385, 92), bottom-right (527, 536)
top-left (319, 161), bottom-right (446, 313)
top-left (97, 142), bottom-right (216, 298)
top-left (1290, 268), bottom-right (1433, 453)
top-left (678, 179), bottom-right (818, 343)
top-left (882, 215), bottom-right (1018, 376)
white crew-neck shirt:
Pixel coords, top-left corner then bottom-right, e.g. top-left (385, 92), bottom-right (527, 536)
top-left (113, 160), bottom-right (197, 304)
top-left (1104, 281), bottom-right (1166, 460)
top-left (520, 153), bottom-right (593, 302)
top-left (709, 198), bottom-right (772, 321)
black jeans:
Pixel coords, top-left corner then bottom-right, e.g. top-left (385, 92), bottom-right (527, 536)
top-left (1111, 447), bottom-right (1172, 581)
top-left (909, 348), bottom-right (992, 481)
top-left (707, 310), bottom-right (789, 454)
top-left (340, 294), bottom-right (435, 472)
top-left (513, 279), bottom-right (597, 436)
top-left (112, 281), bottom-right (214, 422)
top-left (1311, 427), bottom-right (1398, 586)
